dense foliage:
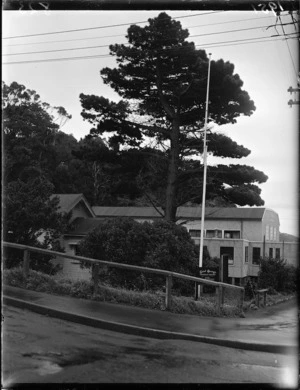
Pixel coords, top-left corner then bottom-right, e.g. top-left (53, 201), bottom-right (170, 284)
top-left (80, 12), bottom-right (268, 220)
top-left (2, 81), bottom-right (72, 272)
top-left (258, 257), bottom-right (298, 293)
top-left (78, 218), bottom-right (199, 294)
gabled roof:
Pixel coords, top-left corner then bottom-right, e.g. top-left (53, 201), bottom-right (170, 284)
top-left (52, 194), bottom-right (95, 218)
top-left (66, 217), bottom-right (103, 236)
top-left (92, 206), bottom-right (267, 220)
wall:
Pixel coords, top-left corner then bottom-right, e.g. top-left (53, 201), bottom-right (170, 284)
top-left (203, 238), bottom-right (248, 278)
top-left (242, 220), bottom-right (263, 241)
top-left (71, 201), bottom-right (93, 221)
top-left (52, 235), bottom-right (91, 281)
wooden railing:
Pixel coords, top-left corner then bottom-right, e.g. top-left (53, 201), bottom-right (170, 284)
top-left (3, 241), bottom-right (245, 314)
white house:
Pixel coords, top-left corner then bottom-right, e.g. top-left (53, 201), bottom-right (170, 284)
top-left (53, 194), bottom-right (298, 284)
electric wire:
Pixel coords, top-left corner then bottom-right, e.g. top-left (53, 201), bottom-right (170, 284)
top-left (2, 11), bottom-right (224, 40)
top-left (3, 14), bottom-right (291, 48)
top-left (278, 14), bottom-right (298, 77)
top-left (3, 35), bottom-right (298, 66)
top-left (3, 22), bottom-right (296, 57)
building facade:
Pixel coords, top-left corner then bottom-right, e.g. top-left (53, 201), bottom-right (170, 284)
top-left (53, 195), bottom-right (298, 284)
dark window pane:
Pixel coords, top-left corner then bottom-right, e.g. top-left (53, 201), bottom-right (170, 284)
top-left (245, 246), bottom-right (249, 262)
top-left (224, 230), bottom-right (240, 239)
top-left (252, 247), bottom-right (261, 265)
top-left (189, 229), bottom-right (201, 238)
top-left (206, 229), bottom-right (222, 238)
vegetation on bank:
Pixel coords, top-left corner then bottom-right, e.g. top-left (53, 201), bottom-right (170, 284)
top-left (3, 267), bottom-right (296, 318)
top-left (3, 267), bottom-right (243, 317)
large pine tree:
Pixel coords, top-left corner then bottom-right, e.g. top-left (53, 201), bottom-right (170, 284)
top-left (79, 12), bottom-right (268, 221)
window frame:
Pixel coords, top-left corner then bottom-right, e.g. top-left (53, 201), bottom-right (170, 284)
top-left (206, 229), bottom-right (222, 238)
top-left (224, 230), bottom-right (241, 239)
top-left (189, 229), bottom-right (201, 238)
top-left (269, 248), bottom-right (274, 258)
top-left (245, 246), bottom-right (249, 263)
top-left (252, 247), bottom-right (261, 265)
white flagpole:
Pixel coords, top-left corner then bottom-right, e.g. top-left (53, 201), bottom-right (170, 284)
top-left (199, 53), bottom-right (212, 274)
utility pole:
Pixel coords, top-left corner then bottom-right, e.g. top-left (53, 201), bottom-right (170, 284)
top-left (287, 83), bottom-right (300, 107)
top-left (199, 53), bottom-right (212, 278)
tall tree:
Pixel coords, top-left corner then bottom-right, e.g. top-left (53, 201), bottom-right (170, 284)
top-left (2, 81), bottom-right (72, 184)
top-left (79, 13), bottom-right (267, 221)
top-left (2, 81), bottom-right (72, 271)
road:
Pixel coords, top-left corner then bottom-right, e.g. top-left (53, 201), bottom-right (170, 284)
top-left (2, 305), bottom-right (298, 386)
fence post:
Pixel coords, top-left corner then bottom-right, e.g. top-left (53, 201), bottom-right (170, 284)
top-left (23, 249), bottom-right (30, 278)
top-left (194, 282), bottom-right (199, 301)
top-left (92, 263), bottom-right (100, 296)
top-left (239, 288), bottom-right (245, 311)
top-left (218, 284), bottom-right (224, 306)
top-left (216, 286), bottom-right (221, 315)
top-left (165, 275), bottom-right (172, 310)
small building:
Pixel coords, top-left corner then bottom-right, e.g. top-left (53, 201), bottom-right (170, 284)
top-left (54, 194), bottom-right (298, 284)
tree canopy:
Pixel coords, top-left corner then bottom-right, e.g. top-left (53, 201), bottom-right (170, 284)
top-left (79, 12), bottom-right (268, 221)
top-left (2, 81), bottom-right (72, 258)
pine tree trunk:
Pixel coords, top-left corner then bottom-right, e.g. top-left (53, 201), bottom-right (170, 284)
top-left (165, 119), bottom-right (180, 222)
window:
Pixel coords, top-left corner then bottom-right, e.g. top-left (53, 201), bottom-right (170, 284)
top-left (206, 229), bottom-right (222, 238)
top-left (252, 247), bottom-right (261, 265)
top-left (269, 248), bottom-right (273, 258)
top-left (270, 226), bottom-right (273, 241)
top-left (275, 248), bottom-right (280, 259)
top-left (224, 230), bottom-right (240, 239)
top-left (273, 227), bottom-right (276, 241)
top-left (189, 229), bottom-right (201, 238)
top-left (70, 244), bottom-right (80, 256)
top-left (245, 246), bottom-right (249, 263)
top-left (266, 225), bottom-right (270, 240)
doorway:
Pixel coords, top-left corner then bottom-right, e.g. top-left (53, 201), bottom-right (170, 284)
top-left (220, 247), bottom-right (234, 283)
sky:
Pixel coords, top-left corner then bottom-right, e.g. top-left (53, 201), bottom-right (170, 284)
top-left (2, 9), bottom-right (299, 235)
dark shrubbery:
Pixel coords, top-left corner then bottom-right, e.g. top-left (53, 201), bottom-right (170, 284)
top-left (78, 218), bottom-right (199, 295)
top-left (258, 257), bottom-right (298, 293)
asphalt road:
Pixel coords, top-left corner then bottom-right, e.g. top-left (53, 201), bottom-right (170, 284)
top-left (3, 305), bottom-right (298, 386)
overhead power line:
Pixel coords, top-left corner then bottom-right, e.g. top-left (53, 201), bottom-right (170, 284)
top-left (2, 11), bottom-right (223, 40)
top-left (3, 35), bottom-right (298, 66)
top-left (3, 22), bottom-right (296, 57)
top-left (3, 14), bottom-right (291, 48)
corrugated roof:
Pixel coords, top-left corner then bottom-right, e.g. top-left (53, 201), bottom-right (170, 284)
top-left (51, 194), bottom-right (83, 213)
top-left (52, 194), bottom-right (95, 217)
top-left (92, 206), bottom-right (267, 220)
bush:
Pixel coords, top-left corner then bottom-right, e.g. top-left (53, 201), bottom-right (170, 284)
top-left (3, 244), bottom-right (62, 275)
top-left (258, 258), bottom-right (298, 293)
top-left (244, 278), bottom-right (257, 300)
top-left (78, 218), bottom-right (199, 295)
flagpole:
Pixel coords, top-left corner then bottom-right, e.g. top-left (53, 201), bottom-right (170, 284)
top-left (199, 53), bottom-right (212, 275)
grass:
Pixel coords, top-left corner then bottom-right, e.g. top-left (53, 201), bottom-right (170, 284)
top-left (242, 291), bottom-right (297, 313)
top-left (5, 267), bottom-right (295, 318)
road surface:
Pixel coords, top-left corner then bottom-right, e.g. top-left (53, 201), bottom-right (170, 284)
top-left (2, 305), bottom-right (298, 386)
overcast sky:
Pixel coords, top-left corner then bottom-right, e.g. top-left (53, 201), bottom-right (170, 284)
top-left (3, 10), bottom-right (299, 235)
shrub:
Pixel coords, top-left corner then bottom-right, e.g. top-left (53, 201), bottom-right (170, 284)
top-left (244, 278), bottom-right (257, 300)
top-left (258, 257), bottom-right (297, 293)
top-left (3, 244), bottom-right (62, 275)
top-left (78, 217), bottom-right (199, 295)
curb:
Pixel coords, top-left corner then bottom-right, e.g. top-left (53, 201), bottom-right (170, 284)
top-left (3, 295), bottom-right (297, 355)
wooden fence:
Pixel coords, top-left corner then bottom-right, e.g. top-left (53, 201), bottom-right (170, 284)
top-left (3, 241), bottom-right (245, 314)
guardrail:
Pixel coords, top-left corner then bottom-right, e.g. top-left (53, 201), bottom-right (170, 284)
top-left (3, 241), bottom-right (245, 314)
